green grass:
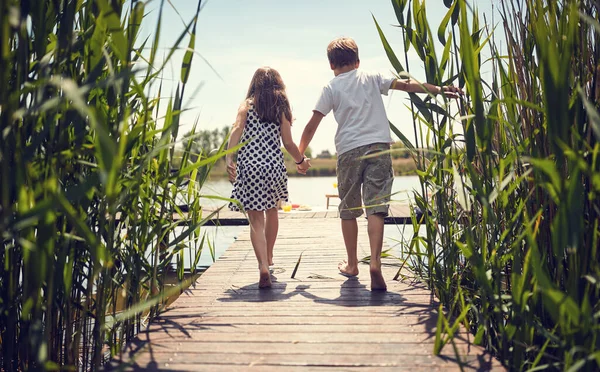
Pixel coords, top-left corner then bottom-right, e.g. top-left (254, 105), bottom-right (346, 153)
top-left (377, 0), bottom-right (600, 370)
top-left (0, 0), bottom-right (233, 370)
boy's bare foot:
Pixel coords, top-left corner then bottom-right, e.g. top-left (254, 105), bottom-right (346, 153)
top-left (258, 270), bottom-right (272, 289)
top-left (338, 260), bottom-right (359, 277)
top-left (370, 267), bottom-right (387, 291)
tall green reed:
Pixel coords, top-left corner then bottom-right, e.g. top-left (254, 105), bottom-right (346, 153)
top-left (377, 0), bottom-right (600, 370)
top-left (0, 0), bottom-right (224, 370)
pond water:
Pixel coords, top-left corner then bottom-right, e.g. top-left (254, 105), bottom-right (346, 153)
top-left (184, 176), bottom-right (426, 270)
top-left (200, 175), bottom-right (423, 209)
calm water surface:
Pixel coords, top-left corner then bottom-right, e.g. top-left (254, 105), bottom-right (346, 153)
top-left (200, 176), bottom-right (422, 209)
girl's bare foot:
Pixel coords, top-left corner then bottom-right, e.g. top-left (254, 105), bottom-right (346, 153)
top-left (338, 260), bottom-right (359, 277)
top-left (258, 270), bottom-right (272, 289)
top-left (370, 267), bottom-right (387, 291)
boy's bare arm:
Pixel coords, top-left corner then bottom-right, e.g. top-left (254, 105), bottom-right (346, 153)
top-left (391, 79), bottom-right (462, 98)
top-left (299, 111), bottom-right (325, 154)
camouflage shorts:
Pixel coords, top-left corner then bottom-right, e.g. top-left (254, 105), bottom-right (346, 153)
top-left (336, 143), bottom-right (394, 219)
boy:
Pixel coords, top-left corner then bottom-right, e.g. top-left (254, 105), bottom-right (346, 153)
top-left (298, 37), bottom-right (461, 290)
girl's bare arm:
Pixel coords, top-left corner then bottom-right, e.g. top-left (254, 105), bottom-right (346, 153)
top-left (280, 115), bottom-right (304, 163)
top-left (280, 114), bottom-right (310, 173)
top-left (226, 103), bottom-right (248, 182)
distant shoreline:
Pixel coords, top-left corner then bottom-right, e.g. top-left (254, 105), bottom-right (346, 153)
top-left (207, 158), bottom-right (417, 178)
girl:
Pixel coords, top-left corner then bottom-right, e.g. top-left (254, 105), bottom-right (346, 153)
top-left (227, 67), bottom-right (310, 289)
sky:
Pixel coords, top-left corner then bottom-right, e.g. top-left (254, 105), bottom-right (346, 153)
top-left (140, 0), bottom-right (498, 155)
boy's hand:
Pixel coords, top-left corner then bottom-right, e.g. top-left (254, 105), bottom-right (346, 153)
top-left (296, 157), bottom-right (311, 175)
top-left (227, 161), bottom-right (236, 183)
top-left (439, 85), bottom-right (463, 99)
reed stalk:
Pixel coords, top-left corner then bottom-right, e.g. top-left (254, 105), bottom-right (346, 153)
top-left (377, 0), bottom-right (600, 369)
top-left (0, 0), bottom-right (223, 370)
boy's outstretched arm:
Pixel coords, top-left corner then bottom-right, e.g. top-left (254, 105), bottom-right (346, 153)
top-left (299, 111), bottom-right (325, 155)
top-left (391, 79), bottom-right (463, 99)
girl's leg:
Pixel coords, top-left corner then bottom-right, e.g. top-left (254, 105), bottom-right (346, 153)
top-left (247, 210), bottom-right (271, 288)
top-left (265, 208), bottom-right (279, 266)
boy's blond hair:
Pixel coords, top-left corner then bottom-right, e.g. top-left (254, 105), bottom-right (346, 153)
top-left (327, 37), bottom-right (359, 68)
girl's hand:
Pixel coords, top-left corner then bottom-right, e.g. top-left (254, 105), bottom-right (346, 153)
top-left (296, 157), bottom-right (311, 175)
top-left (439, 85), bottom-right (463, 99)
top-left (227, 161), bottom-right (236, 183)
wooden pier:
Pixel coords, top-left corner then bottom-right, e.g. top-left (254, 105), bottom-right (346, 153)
top-left (109, 207), bottom-right (504, 371)
top-left (200, 204), bottom-right (417, 226)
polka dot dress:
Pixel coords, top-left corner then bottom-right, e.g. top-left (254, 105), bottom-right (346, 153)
top-left (229, 106), bottom-right (288, 211)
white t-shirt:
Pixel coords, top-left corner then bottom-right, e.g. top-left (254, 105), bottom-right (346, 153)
top-left (314, 69), bottom-right (395, 155)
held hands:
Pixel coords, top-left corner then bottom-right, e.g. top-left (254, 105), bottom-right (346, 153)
top-left (296, 157), bottom-right (311, 175)
top-left (230, 157), bottom-right (310, 180)
top-left (439, 85), bottom-right (464, 99)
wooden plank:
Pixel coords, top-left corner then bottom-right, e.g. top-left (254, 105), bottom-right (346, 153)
top-left (174, 203), bottom-right (415, 226)
top-left (118, 341), bottom-right (481, 355)
top-left (138, 330), bottom-right (470, 343)
top-left (109, 216), bottom-right (504, 371)
top-left (116, 353), bottom-right (499, 371)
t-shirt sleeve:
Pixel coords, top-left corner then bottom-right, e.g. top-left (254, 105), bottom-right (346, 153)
top-left (377, 73), bottom-right (396, 96)
top-left (314, 85), bottom-right (333, 116)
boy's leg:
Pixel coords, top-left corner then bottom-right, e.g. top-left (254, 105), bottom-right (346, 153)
top-left (265, 207), bottom-right (279, 266)
top-left (337, 147), bottom-right (366, 276)
top-left (339, 218), bottom-right (359, 275)
top-left (363, 143), bottom-right (394, 291)
top-left (247, 210), bottom-right (271, 288)
top-left (367, 213), bottom-right (386, 290)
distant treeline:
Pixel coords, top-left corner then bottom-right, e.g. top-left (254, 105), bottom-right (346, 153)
top-left (177, 126), bottom-right (412, 169)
